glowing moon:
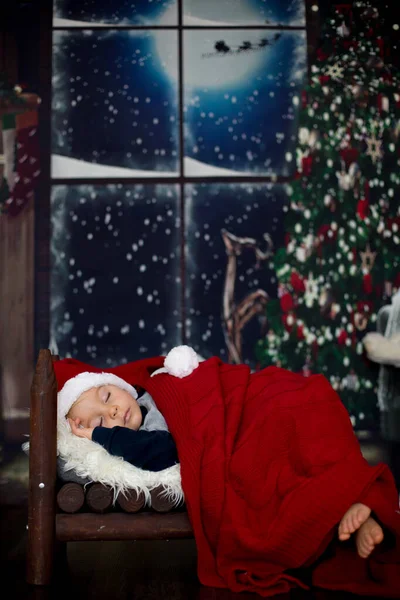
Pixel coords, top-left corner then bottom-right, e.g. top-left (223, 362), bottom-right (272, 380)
top-left (154, 14), bottom-right (267, 90)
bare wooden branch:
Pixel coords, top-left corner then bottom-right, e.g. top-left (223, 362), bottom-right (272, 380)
top-left (222, 229), bottom-right (272, 363)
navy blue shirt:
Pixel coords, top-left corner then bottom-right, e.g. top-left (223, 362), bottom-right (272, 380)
top-left (92, 407), bottom-right (178, 471)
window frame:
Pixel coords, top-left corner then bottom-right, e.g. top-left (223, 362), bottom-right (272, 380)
top-left (35, 0), bottom-right (321, 356)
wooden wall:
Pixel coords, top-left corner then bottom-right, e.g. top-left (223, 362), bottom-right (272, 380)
top-left (0, 20), bottom-right (35, 442)
top-left (0, 199), bottom-right (34, 440)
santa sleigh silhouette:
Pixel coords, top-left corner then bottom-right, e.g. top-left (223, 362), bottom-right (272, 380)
top-left (202, 34), bottom-right (282, 59)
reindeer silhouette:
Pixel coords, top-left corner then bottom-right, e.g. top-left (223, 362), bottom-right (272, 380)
top-left (221, 229), bottom-right (273, 364)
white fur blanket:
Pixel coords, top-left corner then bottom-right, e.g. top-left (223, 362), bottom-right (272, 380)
top-left (23, 421), bottom-right (183, 507)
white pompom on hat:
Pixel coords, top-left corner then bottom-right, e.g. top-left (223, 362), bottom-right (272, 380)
top-left (163, 345), bottom-right (199, 378)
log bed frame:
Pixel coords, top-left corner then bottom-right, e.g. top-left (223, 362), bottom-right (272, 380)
top-left (27, 349), bottom-right (193, 586)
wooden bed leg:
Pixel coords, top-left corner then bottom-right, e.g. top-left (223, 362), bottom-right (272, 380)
top-left (26, 349), bottom-right (58, 585)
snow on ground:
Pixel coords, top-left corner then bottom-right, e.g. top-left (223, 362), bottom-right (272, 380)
top-left (53, 18), bottom-right (118, 27)
top-left (184, 156), bottom-right (256, 177)
top-left (52, 154), bottom-right (258, 178)
top-left (52, 154), bottom-right (178, 178)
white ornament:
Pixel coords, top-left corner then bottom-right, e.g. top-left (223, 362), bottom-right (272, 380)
top-left (299, 127), bottom-right (310, 145)
top-left (337, 22), bottom-right (350, 37)
top-left (326, 63), bottom-right (344, 80)
top-left (336, 162), bottom-right (359, 191)
top-left (366, 133), bottom-right (383, 164)
top-left (296, 247), bottom-right (306, 263)
top-left (163, 345), bottom-right (199, 378)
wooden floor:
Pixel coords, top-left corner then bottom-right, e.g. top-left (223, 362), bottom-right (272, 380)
top-left (1, 439), bottom-right (399, 600)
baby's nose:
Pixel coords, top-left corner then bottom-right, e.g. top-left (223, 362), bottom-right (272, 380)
top-left (110, 405), bottom-right (118, 418)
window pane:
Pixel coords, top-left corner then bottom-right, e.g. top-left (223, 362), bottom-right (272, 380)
top-left (183, 0), bottom-right (305, 26)
top-left (52, 30), bottom-right (179, 178)
top-left (53, 0), bottom-right (178, 27)
top-left (184, 30), bottom-right (307, 176)
top-left (185, 183), bottom-right (287, 366)
top-left (51, 184), bottom-right (181, 365)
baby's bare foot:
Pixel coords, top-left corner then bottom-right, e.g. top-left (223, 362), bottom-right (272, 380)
top-left (338, 502), bottom-right (371, 541)
top-left (355, 516), bottom-right (384, 558)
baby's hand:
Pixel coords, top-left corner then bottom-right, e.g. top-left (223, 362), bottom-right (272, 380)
top-left (68, 417), bottom-right (94, 440)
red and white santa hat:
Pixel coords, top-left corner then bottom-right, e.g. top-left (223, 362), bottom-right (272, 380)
top-left (54, 347), bottom-right (200, 424)
top-left (53, 356), bottom-right (166, 423)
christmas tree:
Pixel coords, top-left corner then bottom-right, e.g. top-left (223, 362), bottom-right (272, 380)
top-left (257, 2), bottom-right (400, 431)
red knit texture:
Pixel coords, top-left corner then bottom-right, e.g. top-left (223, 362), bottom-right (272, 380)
top-left (140, 358), bottom-right (400, 597)
top-left (55, 355), bottom-right (400, 596)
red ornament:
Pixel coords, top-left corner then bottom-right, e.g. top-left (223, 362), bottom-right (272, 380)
top-left (282, 313), bottom-right (295, 333)
top-left (340, 147), bottom-right (359, 166)
top-left (387, 216), bottom-right (400, 231)
top-left (317, 224), bottom-right (336, 243)
top-left (297, 324), bottom-right (305, 340)
top-left (356, 300), bottom-right (373, 315)
top-left (338, 330), bottom-right (348, 345)
top-left (336, 5), bottom-right (353, 19)
top-left (301, 155), bottom-right (313, 176)
top-left (357, 197), bottom-right (369, 220)
top-left (343, 40), bottom-right (358, 51)
top-left (376, 38), bottom-right (384, 58)
top-left (280, 293), bottom-right (294, 313)
top-left (316, 48), bottom-right (329, 61)
top-left (319, 75), bottom-right (330, 85)
top-left (290, 271), bottom-right (306, 293)
top-left (363, 273), bottom-right (373, 295)
top-left (364, 180), bottom-right (370, 201)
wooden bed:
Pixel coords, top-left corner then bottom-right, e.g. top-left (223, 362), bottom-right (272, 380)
top-left (27, 349), bottom-right (193, 586)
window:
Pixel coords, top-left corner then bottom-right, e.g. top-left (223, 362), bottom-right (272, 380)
top-left (47, 0), bottom-right (311, 366)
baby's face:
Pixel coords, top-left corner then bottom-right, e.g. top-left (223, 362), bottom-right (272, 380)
top-left (68, 384), bottom-right (142, 430)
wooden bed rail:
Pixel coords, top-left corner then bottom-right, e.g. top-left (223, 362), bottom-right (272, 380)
top-left (26, 350), bottom-right (194, 587)
top-left (26, 350), bottom-right (58, 585)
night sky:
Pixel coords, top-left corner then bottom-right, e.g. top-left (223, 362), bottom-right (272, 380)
top-left (52, 28), bottom-right (306, 176)
top-left (52, 30), bottom-right (179, 173)
top-left (51, 184), bottom-right (181, 366)
top-left (50, 0), bottom-right (304, 365)
top-left (54, 0), bottom-right (305, 26)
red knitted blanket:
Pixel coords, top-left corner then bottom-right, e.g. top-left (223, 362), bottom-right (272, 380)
top-left (143, 358), bottom-right (400, 597)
